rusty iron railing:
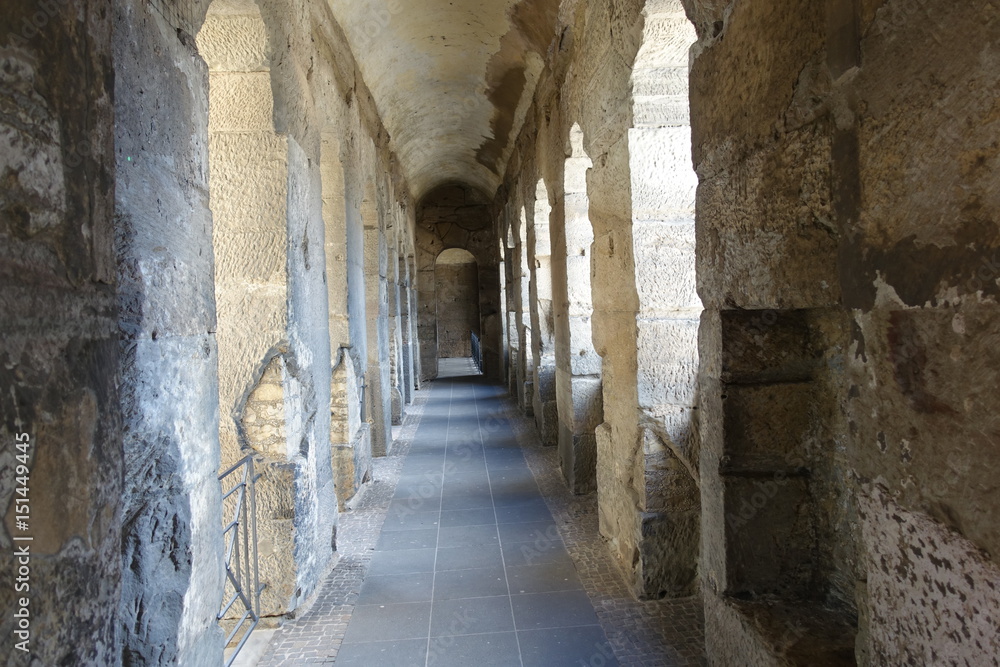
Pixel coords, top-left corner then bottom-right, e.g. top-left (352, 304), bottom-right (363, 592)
top-left (218, 455), bottom-right (265, 666)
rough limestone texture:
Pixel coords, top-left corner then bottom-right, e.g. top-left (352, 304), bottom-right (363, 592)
top-left (0, 3), bottom-right (124, 664)
top-left (690, 0), bottom-right (1000, 663)
top-left (112, 1), bottom-right (227, 664)
top-left (331, 349), bottom-right (371, 508)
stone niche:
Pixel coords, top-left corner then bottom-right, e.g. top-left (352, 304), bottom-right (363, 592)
top-left (330, 347), bottom-right (372, 509)
top-left (714, 307), bottom-right (857, 665)
top-left (230, 351), bottom-right (301, 620)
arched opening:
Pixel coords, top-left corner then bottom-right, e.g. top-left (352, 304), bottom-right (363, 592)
top-left (434, 247), bottom-right (481, 374)
top-left (197, 0), bottom-right (318, 634)
top-left (416, 183), bottom-right (500, 380)
top-left (619, 0), bottom-right (702, 599)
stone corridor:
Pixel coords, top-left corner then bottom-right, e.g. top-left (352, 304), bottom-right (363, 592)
top-left (257, 359), bottom-right (704, 666)
top-left (6, 0), bottom-right (1000, 665)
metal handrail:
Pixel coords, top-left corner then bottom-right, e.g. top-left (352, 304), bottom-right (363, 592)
top-left (470, 331), bottom-right (483, 374)
top-left (218, 455), bottom-right (265, 666)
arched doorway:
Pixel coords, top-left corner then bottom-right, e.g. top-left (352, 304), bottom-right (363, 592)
top-left (435, 248), bottom-right (481, 369)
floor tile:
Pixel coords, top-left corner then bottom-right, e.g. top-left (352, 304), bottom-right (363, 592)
top-left (433, 566), bottom-right (508, 600)
top-left (342, 602), bottom-right (432, 643)
top-left (439, 496), bottom-right (494, 512)
top-left (367, 548), bottom-right (437, 576)
top-left (426, 632), bottom-right (520, 667)
top-left (332, 638), bottom-right (428, 667)
top-left (494, 502), bottom-right (552, 524)
top-left (381, 509), bottom-right (441, 532)
top-left (435, 545), bottom-right (504, 571)
top-left (511, 590), bottom-right (600, 630)
top-left (430, 596), bottom-right (515, 636)
top-left (358, 571), bottom-right (434, 605)
top-left (376, 528), bottom-right (439, 551)
top-left (439, 507), bottom-right (496, 527)
top-left (438, 524), bottom-right (500, 548)
top-left (518, 626), bottom-right (619, 667)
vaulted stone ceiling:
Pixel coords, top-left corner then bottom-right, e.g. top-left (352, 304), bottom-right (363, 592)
top-left (329, 0), bottom-right (560, 201)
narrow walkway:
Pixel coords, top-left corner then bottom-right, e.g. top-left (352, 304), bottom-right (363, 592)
top-left (258, 361), bottom-right (705, 666)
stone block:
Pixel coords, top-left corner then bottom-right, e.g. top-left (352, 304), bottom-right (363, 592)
top-left (637, 509), bottom-right (699, 599)
top-left (722, 474), bottom-right (814, 599)
top-left (636, 317), bottom-right (700, 409)
top-left (722, 381), bottom-right (818, 461)
top-left (559, 421), bottom-right (597, 495)
top-left (632, 220), bottom-right (699, 314)
top-left (565, 255), bottom-right (594, 318)
top-left (628, 128), bottom-right (696, 222)
top-left (207, 72), bottom-right (274, 131)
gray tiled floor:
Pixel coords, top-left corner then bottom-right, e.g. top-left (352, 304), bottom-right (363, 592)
top-left (257, 358), bottom-right (705, 666)
top-left (340, 367), bottom-right (614, 667)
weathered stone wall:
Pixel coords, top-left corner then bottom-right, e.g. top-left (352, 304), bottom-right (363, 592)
top-left (1, 3), bottom-right (124, 664)
top-left (434, 252), bottom-right (481, 358)
top-left (417, 184), bottom-right (502, 380)
top-left (690, 0), bottom-right (1000, 663)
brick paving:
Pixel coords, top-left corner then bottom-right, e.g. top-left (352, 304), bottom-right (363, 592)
top-left (255, 361), bottom-right (705, 666)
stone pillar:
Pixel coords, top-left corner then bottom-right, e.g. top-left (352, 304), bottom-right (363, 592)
top-left (285, 134), bottom-right (336, 591)
top-left (576, 0), bottom-right (700, 600)
top-left (398, 254), bottom-right (414, 405)
top-left (408, 255), bottom-right (422, 390)
top-left (322, 129), bottom-right (369, 507)
top-left (362, 186), bottom-right (392, 456)
top-left (514, 205), bottom-right (534, 413)
top-left (552, 125), bottom-right (603, 494)
top-left (416, 236), bottom-right (439, 381)
top-left (387, 209), bottom-right (404, 425)
top-left (528, 182), bottom-right (558, 445)
top-left (330, 346), bottom-right (371, 509)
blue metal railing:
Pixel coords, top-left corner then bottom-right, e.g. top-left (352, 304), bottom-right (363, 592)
top-left (471, 331), bottom-right (483, 374)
